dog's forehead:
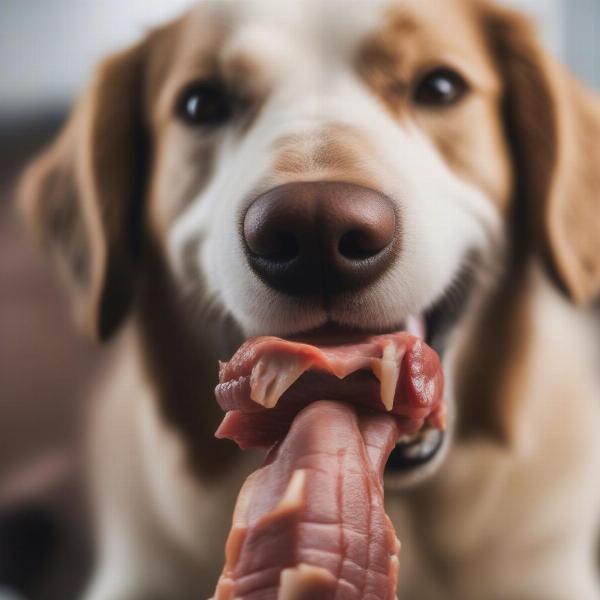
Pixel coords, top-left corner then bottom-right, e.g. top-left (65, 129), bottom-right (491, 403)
top-left (178, 0), bottom-right (483, 66)
top-left (194, 0), bottom-right (390, 41)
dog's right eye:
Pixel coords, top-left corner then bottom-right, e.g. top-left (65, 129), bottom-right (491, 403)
top-left (175, 81), bottom-right (233, 127)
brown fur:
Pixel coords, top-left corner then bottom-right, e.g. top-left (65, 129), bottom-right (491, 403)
top-left (453, 4), bottom-right (600, 444)
top-left (19, 42), bottom-right (149, 340)
top-left (273, 126), bottom-right (376, 185)
top-left (483, 3), bottom-right (600, 304)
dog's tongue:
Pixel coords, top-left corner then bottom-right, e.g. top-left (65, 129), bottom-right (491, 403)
top-left (213, 333), bottom-right (444, 599)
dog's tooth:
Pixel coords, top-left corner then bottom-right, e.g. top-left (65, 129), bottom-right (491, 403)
top-left (378, 341), bottom-right (400, 412)
top-left (396, 432), bottom-right (420, 445)
top-left (250, 354), bottom-right (308, 409)
top-left (406, 314), bottom-right (426, 339)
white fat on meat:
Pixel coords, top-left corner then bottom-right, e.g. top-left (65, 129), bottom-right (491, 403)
top-left (248, 340), bottom-right (407, 412)
top-left (371, 340), bottom-right (404, 412)
top-left (250, 353), bottom-right (312, 408)
top-left (279, 564), bottom-right (337, 599)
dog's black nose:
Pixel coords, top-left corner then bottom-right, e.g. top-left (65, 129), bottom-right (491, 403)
top-left (243, 181), bottom-right (397, 297)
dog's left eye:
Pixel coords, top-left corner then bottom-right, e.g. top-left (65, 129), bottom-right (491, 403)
top-left (175, 80), bottom-right (233, 127)
top-left (413, 68), bottom-right (469, 107)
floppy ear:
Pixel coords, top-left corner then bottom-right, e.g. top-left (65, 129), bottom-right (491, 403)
top-left (484, 5), bottom-right (600, 305)
top-left (19, 42), bottom-right (148, 340)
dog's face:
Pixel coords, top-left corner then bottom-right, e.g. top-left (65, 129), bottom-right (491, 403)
top-left (20, 0), bottom-right (600, 478)
top-left (159, 0), bottom-right (509, 341)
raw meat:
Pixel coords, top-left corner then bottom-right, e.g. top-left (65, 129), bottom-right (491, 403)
top-left (215, 333), bottom-right (444, 449)
top-left (213, 332), bottom-right (445, 599)
top-left (213, 401), bottom-right (401, 600)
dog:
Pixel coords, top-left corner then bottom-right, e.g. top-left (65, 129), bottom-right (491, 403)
top-left (19, 0), bottom-right (600, 598)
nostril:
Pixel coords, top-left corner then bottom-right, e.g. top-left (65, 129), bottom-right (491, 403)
top-left (338, 230), bottom-right (386, 260)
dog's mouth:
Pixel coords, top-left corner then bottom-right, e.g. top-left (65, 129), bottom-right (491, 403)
top-left (280, 265), bottom-right (473, 472)
top-left (385, 268), bottom-right (475, 471)
top-left (283, 315), bottom-right (441, 471)
top-left (215, 264), bottom-right (474, 474)
top-left (285, 314), bottom-right (453, 472)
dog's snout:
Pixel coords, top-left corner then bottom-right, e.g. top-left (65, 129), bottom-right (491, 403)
top-left (243, 182), bottom-right (397, 297)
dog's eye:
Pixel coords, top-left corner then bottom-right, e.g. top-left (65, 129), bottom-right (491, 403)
top-left (413, 68), bottom-right (469, 107)
top-left (175, 81), bottom-right (232, 126)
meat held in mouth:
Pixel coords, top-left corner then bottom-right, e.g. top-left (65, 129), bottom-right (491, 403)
top-left (213, 333), bottom-right (445, 598)
top-left (215, 333), bottom-right (445, 449)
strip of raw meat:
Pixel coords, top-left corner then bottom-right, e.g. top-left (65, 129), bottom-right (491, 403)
top-left (212, 401), bottom-right (400, 600)
top-left (215, 333), bottom-right (444, 449)
top-left (213, 332), bottom-right (445, 598)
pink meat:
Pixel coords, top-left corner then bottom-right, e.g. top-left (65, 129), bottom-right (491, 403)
top-left (213, 333), bottom-right (445, 599)
top-left (213, 401), bottom-right (401, 600)
top-left (216, 333), bottom-right (444, 449)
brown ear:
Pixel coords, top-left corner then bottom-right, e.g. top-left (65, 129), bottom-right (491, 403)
top-left (484, 5), bottom-right (600, 304)
top-left (19, 42), bottom-right (148, 340)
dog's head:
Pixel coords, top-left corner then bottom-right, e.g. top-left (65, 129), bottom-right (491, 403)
top-left (20, 0), bottom-right (600, 479)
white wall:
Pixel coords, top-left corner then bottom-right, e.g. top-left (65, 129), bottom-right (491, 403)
top-left (0, 0), bottom-right (194, 115)
top-left (564, 0), bottom-right (600, 87)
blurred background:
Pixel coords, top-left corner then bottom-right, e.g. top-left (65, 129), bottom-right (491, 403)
top-left (0, 1), bottom-right (598, 598)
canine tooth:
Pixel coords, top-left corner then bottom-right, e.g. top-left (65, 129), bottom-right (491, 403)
top-left (406, 314), bottom-right (426, 339)
top-left (250, 354), bottom-right (308, 409)
top-left (378, 341), bottom-right (400, 411)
